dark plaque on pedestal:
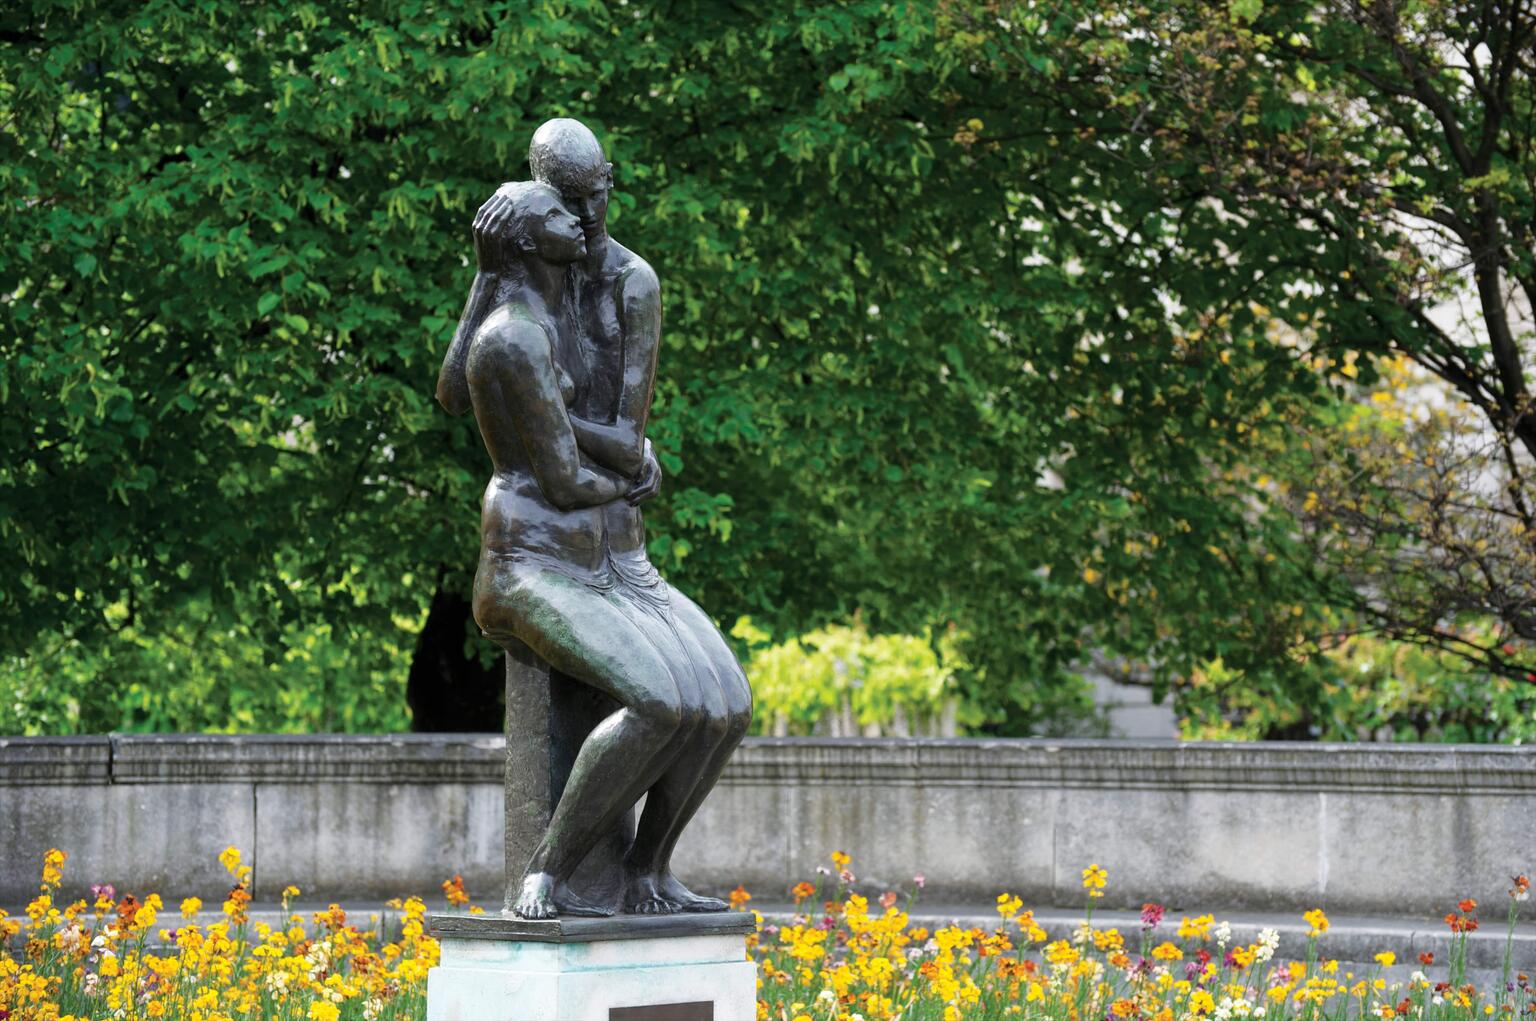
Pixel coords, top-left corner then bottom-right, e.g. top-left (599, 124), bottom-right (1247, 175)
top-left (609, 1003), bottom-right (713, 1021)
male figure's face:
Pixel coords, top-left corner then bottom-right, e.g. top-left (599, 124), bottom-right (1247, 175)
top-left (558, 163), bottom-right (612, 238)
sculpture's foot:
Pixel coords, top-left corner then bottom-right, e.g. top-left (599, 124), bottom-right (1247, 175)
top-left (514, 872), bottom-right (558, 920)
top-left (622, 871), bottom-right (684, 915)
top-left (513, 872), bottom-right (614, 919)
top-left (657, 871), bottom-right (729, 913)
top-left (552, 883), bottom-right (615, 918)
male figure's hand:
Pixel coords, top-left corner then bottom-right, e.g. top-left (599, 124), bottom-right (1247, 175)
top-left (627, 439), bottom-right (662, 506)
top-left (472, 184), bottom-right (517, 270)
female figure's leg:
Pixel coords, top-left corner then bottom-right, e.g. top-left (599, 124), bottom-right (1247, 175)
top-left (476, 556), bottom-right (697, 919)
top-left (623, 587), bottom-right (753, 911)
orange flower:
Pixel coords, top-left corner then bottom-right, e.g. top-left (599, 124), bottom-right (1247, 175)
top-left (729, 885), bottom-right (752, 910)
top-left (791, 881), bottom-right (816, 905)
top-left (442, 874), bottom-right (469, 908)
top-left (1457, 898), bottom-right (1477, 913)
top-left (1444, 911), bottom-right (1479, 933)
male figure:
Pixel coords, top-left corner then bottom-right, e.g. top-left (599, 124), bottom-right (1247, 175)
top-left (475, 119), bottom-right (751, 916)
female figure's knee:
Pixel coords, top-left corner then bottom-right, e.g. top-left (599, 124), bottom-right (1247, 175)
top-left (726, 668), bottom-right (752, 740)
top-left (632, 689), bottom-right (684, 736)
top-left (724, 703), bottom-right (752, 744)
top-left (678, 695), bottom-right (709, 736)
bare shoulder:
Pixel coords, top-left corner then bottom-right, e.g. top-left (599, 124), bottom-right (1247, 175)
top-left (613, 249), bottom-right (660, 314)
top-left (471, 306), bottom-right (552, 367)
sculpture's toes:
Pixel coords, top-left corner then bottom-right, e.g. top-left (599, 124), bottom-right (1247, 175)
top-left (633, 896), bottom-right (682, 915)
top-left (514, 894), bottom-right (555, 920)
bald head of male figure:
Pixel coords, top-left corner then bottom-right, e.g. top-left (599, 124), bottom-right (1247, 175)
top-left (529, 118), bottom-right (614, 243)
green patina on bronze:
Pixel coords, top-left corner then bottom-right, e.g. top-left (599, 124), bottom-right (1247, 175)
top-left (435, 120), bottom-right (752, 920)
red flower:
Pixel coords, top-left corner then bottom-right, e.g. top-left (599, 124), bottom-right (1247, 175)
top-left (1457, 898), bottom-right (1477, 913)
top-left (1419, 952), bottom-right (1435, 966)
top-left (1445, 912), bottom-right (1479, 933)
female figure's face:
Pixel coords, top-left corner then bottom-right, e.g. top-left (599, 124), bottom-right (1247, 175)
top-left (525, 191), bottom-right (587, 264)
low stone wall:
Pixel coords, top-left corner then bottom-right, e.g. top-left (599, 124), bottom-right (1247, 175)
top-left (2, 735), bottom-right (1531, 916)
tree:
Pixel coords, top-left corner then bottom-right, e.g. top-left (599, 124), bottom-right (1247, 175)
top-left (3, 0), bottom-right (1417, 734)
top-left (936, 0), bottom-right (1535, 685)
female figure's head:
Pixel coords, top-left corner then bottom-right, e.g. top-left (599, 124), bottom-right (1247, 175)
top-left (437, 181), bottom-right (585, 416)
top-left (472, 180), bottom-right (587, 274)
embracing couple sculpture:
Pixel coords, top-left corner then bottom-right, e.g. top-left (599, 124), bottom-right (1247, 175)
top-left (435, 119), bottom-right (751, 921)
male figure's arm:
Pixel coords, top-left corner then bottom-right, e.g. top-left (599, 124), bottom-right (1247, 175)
top-left (567, 258), bottom-right (662, 482)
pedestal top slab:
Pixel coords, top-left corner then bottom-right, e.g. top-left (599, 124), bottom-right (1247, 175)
top-left (427, 910), bottom-right (756, 943)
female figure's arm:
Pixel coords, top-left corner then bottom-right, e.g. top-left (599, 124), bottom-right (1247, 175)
top-left (469, 316), bottom-right (629, 510)
top-left (567, 262), bottom-right (661, 481)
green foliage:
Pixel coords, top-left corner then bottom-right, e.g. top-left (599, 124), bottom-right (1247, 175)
top-left (0, 590), bottom-right (418, 734)
top-left (4, 0), bottom-right (1527, 735)
top-left (735, 617), bottom-right (984, 736)
top-left (1179, 630), bottom-right (1536, 744)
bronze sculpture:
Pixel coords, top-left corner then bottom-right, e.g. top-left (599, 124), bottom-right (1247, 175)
top-left (436, 120), bottom-right (751, 920)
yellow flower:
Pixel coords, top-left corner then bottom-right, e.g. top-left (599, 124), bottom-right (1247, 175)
top-left (996, 893), bottom-right (1023, 920)
top-left (40, 848), bottom-right (67, 889)
top-left (1190, 990), bottom-right (1216, 1016)
top-left (1374, 951), bottom-right (1394, 967)
top-left (308, 1003), bottom-right (340, 1021)
top-left (1152, 941), bottom-right (1183, 961)
top-left (1177, 914), bottom-right (1214, 940)
top-left (1045, 939), bottom-right (1080, 965)
top-left (831, 850), bottom-right (851, 868)
top-left (1304, 908), bottom-right (1329, 937)
top-left (1081, 863), bottom-right (1108, 898)
top-left (180, 897), bottom-right (202, 919)
top-left (218, 846), bottom-right (242, 874)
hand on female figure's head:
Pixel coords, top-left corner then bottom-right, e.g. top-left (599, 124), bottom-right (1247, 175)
top-left (471, 186), bottom-right (517, 271)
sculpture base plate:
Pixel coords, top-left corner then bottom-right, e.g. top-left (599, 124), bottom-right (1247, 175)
top-left (425, 912), bottom-right (757, 1021)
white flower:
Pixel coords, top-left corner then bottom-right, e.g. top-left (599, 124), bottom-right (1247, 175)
top-left (817, 989), bottom-right (836, 1005)
top-left (1253, 1008), bottom-right (1266, 1018)
top-left (1072, 922), bottom-right (1093, 945)
top-left (1215, 921), bottom-right (1232, 947)
top-left (1410, 971), bottom-right (1428, 985)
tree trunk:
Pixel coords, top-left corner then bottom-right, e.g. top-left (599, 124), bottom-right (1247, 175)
top-left (406, 583), bottom-right (503, 732)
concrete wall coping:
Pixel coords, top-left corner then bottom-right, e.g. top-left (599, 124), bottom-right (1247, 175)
top-left (2, 734), bottom-right (1530, 794)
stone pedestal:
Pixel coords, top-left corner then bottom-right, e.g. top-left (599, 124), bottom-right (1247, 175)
top-left (426, 912), bottom-right (757, 1021)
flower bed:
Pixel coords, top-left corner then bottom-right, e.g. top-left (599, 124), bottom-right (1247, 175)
top-left (1, 849), bottom-right (1529, 1021)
